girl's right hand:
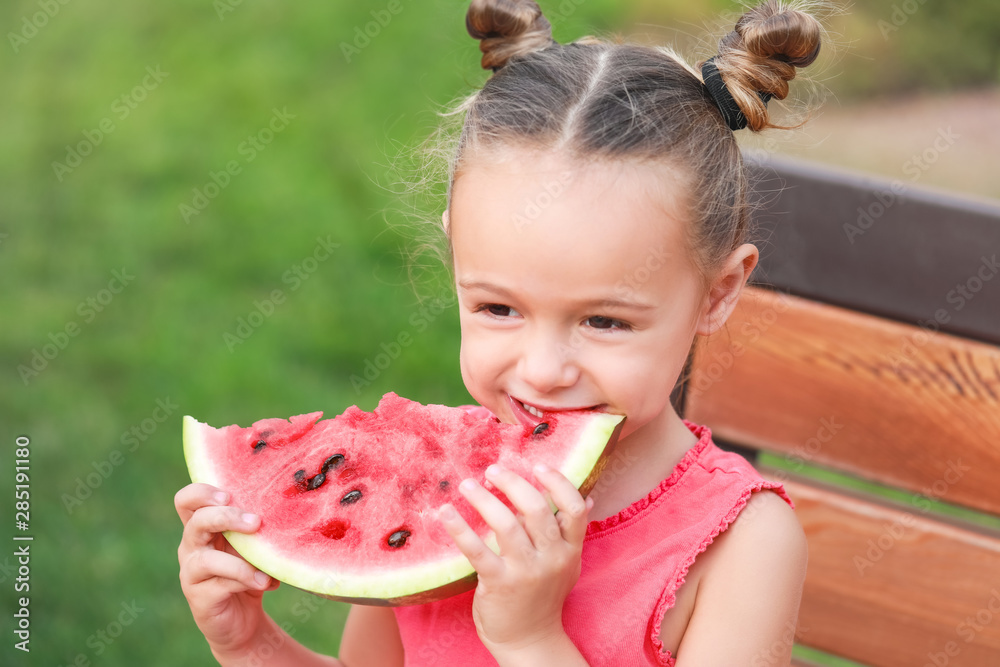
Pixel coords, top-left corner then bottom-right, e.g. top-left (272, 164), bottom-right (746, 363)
top-left (175, 482), bottom-right (280, 659)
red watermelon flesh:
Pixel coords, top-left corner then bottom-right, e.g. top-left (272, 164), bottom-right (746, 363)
top-left (183, 392), bottom-right (624, 606)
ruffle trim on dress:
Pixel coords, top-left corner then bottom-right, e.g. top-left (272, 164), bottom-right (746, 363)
top-left (585, 420), bottom-right (713, 536)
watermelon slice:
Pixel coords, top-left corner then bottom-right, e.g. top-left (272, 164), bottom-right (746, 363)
top-left (183, 392), bottom-right (624, 606)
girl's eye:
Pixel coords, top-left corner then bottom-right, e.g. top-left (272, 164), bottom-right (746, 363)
top-left (475, 304), bottom-right (520, 318)
top-left (586, 315), bottom-right (631, 331)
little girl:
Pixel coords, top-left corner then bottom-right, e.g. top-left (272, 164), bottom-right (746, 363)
top-left (175, 0), bottom-right (822, 664)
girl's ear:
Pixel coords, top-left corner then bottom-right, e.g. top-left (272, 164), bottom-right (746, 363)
top-left (441, 209), bottom-right (450, 235)
top-left (696, 243), bottom-right (759, 336)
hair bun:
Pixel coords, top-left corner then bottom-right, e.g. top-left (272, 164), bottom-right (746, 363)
top-left (711, 0), bottom-right (822, 131)
top-left (466, 0), bottom-right (556, 71)
top-left (735, 5), bottom-right (821, 67)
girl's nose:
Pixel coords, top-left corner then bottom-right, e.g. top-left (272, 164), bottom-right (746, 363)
top-left (517, 330), bottom-right (580, 393)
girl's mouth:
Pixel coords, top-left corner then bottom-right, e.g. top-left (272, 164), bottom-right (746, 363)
top-left (508, 395), bottom-right (606, 427)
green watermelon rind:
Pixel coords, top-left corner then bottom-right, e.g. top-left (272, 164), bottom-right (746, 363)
top-left (182, 411), bottom-right (624, 605)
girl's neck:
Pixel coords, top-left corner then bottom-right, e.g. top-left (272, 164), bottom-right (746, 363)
top-left (586, 408), bottom-right (699, 523)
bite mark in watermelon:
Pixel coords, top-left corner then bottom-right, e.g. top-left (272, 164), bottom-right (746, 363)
top-left (183, 392), bottom-right (625, 606)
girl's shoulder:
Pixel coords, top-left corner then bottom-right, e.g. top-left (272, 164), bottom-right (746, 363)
top-left (676, 487), bottom-right (808, 661)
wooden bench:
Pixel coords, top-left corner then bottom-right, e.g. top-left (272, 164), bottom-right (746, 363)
top-left (671, 153), bottom-right (1000, 667)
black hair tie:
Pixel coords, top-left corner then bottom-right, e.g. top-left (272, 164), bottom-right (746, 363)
top-left (701, 56), bottom-right (773, 131)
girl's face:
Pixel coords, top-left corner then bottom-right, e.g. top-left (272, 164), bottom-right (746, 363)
top-left (449, 149), bottom-right (710, 446)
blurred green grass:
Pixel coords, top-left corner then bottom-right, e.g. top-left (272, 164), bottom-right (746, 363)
top-left (1, 0), bottom-right (997, 664)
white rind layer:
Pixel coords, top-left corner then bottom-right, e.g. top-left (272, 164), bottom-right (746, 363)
top-left (182, 411), bottom-right (624, 602)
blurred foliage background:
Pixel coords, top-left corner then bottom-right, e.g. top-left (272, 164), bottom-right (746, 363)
top-left (1, 0), bottom-right (997, 664)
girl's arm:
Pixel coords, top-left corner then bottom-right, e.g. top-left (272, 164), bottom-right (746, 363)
top-left (212, 606), bottom-right (405, 667)
top-left (339, 606), bottom-right (405, 667)
top-left (673, 490), bottom-right (809, 667)
top-left (209, 614), bottom-right (343, 666)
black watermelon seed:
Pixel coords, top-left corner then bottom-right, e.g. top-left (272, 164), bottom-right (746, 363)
top-left (293, 469), bottom-right (306, 483)
top-left (340, 489), bottom-right (362, 505)
top-left (532, 422), bottom-right (550, 435)
top-left (321, 454), bottom-right (345, 473)
top-left (439, 480), bottom-right (449, 491)
top-left (387, 529), bottom-right (411, 548)
top-left (306, 473), bottom-right (326, 491)
top-left (253, 440), bottom-right (268, 453)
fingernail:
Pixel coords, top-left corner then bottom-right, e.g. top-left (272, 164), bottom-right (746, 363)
top-left (254, 571), bottom-right (269, 587)
top-left (242, 513), bottom-right (258, 525)
top-left (438, 504), bottom-right (457, 520)
top-left (459, 478), bottom-right (476, 492)
top-left (534, 462), bottom-right (550, 474)
top-left (485, 464), bottom-right (501, 477)
top-left (214, 491), bottom-right (229, 504)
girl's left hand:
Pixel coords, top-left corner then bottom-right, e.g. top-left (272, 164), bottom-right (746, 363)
top-left (438, 462), bottom-right (592, 654)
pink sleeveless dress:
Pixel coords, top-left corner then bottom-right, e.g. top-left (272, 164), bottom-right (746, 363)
top-left (392, 415), bottom-right (794, 666)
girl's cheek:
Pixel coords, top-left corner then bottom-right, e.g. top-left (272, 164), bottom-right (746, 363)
top-left (459, 348), bottom-right (475, 380)
top-left (459, 344), bottom-right (490, 381)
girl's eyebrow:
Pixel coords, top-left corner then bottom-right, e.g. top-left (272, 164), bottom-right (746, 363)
top-left (457, 279), bottom-right (655, 311)
top-left (457, 279), bottom-right (514, 296)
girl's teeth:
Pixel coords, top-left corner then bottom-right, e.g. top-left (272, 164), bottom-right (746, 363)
top-left (521, 402), bottom-right (543, 418)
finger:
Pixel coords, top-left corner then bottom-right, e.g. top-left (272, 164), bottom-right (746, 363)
top-left (456, 477), bottom-right (536, 559)
top-left (437, 502), bottom-right (504, 579)
top-left (533, 463), bottom-right (590, 546)
top-left (483, 464), bottom-right (561, 551)
top-left (180, 505), bottom-right (260, 560)
top-left (181, 547), bottom-right (274, 593)
top-left (175, 483), bottom-right (230, 525)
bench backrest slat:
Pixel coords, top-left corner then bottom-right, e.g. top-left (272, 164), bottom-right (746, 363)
top-left (687, 287), bottom-right (1000, 516)
top-left (780, 475), bottom-right (1000, 666)
top-left (746, 154), bottom-right (1000, 345)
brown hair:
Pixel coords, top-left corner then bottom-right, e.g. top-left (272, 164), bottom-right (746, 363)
top-left (420, 0), bottom-right (823, 289)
